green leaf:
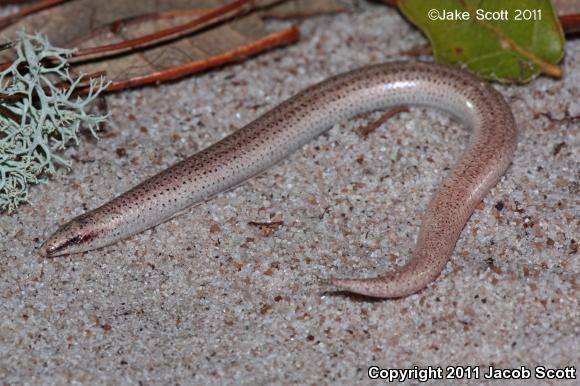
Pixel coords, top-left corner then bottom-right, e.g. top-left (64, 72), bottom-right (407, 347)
top-left (398, 0), bottom-right (565, 83)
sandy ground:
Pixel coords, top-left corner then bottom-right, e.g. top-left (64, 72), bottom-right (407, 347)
top-left (1, 2), bottom-right (578, 385)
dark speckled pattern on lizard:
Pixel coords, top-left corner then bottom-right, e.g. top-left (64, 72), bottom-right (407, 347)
top-left (39, 61), bottom-right (517, 298)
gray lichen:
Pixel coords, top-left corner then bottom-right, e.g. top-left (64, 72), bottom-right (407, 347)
top-left (0, 32), bottom-right (109, 213)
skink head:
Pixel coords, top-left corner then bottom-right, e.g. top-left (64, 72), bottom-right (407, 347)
top-left (39, 214), bottom-right (101, 257)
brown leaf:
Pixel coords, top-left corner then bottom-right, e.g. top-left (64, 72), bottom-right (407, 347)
top-left (261, 0), bottom-right (346, 19)
top-left (70, 1), bottom-right (275, 62)
top-left (0, 0), bottom-right (68, 29)
top-left (0, 0), bottom-right (343, 91)
top-left (1, 0), bottom-right (225, 51)
top-left (71, 13), bottom-right (297, 89)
